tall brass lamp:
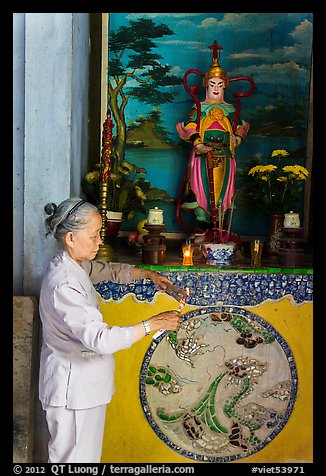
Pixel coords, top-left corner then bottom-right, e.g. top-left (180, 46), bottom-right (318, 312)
top-left (95, 109), bottom-right (117, 261)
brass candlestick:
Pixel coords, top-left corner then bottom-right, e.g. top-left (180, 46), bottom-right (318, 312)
top-left (95, 109), bottom-right (117, 262)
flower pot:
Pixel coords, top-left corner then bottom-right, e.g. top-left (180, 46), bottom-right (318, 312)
top-left (106, 211), bottom-right (123, 237)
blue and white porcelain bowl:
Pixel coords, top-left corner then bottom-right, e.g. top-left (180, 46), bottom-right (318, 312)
top-left (201, 242), bottom-right (236, 266)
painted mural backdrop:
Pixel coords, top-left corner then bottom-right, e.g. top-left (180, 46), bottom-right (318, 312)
top-left (107, 13), bottom-right (313, 237)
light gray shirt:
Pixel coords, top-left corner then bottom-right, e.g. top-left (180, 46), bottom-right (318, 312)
top-left (39, 249), bottom-right (135, 409)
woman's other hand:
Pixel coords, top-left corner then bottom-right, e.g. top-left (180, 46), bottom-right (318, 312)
top-left (148, 310), bottom-right (181, 332)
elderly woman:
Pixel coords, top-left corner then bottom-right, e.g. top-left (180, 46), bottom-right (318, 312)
top-left (39, 197), bottom-right (181, 463)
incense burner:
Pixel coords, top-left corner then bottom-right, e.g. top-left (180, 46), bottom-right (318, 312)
top-left (201, 242), bottom-right (235, 265)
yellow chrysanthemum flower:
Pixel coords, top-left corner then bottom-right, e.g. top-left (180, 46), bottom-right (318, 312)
top-left (282, 165), bottom-right (309, 180)
top-left (294, 165), bottom-right (309, 177)
top-left (246, 147), bottom-right (309, 214)
top-left (282, 165), bottom-right (296, 173)
top-left (271, 149), bottom-right (289, 158)
top-left (248, 164), bottom-right (277, 176)
top-left (248, 166), bottom-right (261, 175)
top-left (85, 171), bottom-right (100, 183)
top-left (263, 164), bottom-right (278, 172)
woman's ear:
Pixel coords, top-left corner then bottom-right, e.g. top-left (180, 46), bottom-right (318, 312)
top-left (64, 232), bottom-right (75, 249)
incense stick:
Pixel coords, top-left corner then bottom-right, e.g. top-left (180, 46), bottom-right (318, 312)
top-left (153, 287), bottom-right (189, 340)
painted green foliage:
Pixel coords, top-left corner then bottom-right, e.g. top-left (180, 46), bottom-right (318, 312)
top-left (108, 18), bottom-right (182, 162)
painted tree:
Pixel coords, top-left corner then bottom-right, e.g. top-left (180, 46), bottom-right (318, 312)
top-left (108, 18), bottom-right (182, 162)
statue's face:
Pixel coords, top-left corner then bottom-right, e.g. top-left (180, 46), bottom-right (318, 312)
top-left (206, 77), bottom-right (225, 102)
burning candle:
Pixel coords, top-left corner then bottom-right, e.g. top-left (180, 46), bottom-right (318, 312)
top-left (251, 240), bottom-right (263, 266)
top-left (182, 241), bottom-right (194, 266)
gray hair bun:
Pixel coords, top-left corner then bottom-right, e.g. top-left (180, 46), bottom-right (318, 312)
top-left (44, 202), bottom-right (57, 216)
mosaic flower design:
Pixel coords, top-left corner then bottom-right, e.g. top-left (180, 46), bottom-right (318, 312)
top-left (139, 306), bottom-right (297, 463)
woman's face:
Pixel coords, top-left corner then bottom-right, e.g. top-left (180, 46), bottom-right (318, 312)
top-left (206, 77), bottom-right (225, 102)
top-left (65, 211), bottom-right (102, 264)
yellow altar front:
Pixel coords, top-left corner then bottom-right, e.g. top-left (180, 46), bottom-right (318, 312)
top-left (95, 264), bottom-right (313, 464)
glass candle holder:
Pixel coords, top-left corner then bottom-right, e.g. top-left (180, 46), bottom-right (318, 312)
top-left (250, 240), bottom-right (263, 266)
top-left (182, 244), bottom-right (194, 266)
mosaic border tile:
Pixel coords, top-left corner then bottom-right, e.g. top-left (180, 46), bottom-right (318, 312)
top-left (95, 272), bottom-right (313, 306)
top-left (139, 306), bottom-right (298, 463)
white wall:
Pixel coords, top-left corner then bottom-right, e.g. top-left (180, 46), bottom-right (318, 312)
top-left (13, 13), bottom-right (90, 296)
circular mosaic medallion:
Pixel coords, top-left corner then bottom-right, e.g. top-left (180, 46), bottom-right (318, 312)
top-left (140, 306), bottom-right (298, 462)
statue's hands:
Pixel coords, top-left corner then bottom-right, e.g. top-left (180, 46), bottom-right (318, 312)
top-left (231, 135), bottom-right (238, 148)
top-left (235, 120), bottom-right (250, 145)
top-left (195, 143), bottom-right (212, 154)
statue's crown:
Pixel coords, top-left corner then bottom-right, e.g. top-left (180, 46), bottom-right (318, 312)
top-left (203, 40), bottom-right (229, 88)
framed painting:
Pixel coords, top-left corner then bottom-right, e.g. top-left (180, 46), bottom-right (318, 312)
top-left (100, 13), bottom-right (313, 241)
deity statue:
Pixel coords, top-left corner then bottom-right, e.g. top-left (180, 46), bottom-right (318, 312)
top-left (176, 40), bottom-right (254, 242)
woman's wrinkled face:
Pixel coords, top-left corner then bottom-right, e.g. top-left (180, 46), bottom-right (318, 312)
top-left (65, 211), bottom-right (102, 264)
top-left (206, 77), bottom-right (225, 102)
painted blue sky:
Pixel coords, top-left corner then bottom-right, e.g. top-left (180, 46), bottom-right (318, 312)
top-left (108, 12), bottom-right (313, 141)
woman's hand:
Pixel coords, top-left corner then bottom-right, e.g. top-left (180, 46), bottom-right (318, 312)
top-left (131, 310), bottom-right (181, 344)
top-left (132, 268), bottom-right (172, 291)
top-left (148, 310), bottom-right (182, 332)
top-left (146, 270), bottom-right (172, 291)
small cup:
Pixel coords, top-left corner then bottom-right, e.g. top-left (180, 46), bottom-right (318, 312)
top-left (250, 240), bottom-right (263, 266)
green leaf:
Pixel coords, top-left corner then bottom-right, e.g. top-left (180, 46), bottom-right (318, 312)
top-left (146, 188), bottom-right (175, 203)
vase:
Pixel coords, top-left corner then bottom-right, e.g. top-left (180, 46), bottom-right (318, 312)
top-left (106, 211), bottom-right (123, 237)
top-left (266, 214), bottom-right (284, 257)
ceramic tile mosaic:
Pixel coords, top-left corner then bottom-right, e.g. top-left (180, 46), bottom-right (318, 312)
top-left (95, 271), bottom-right (313, 306)
top-left (139, 306), bottom-right (297, 463)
